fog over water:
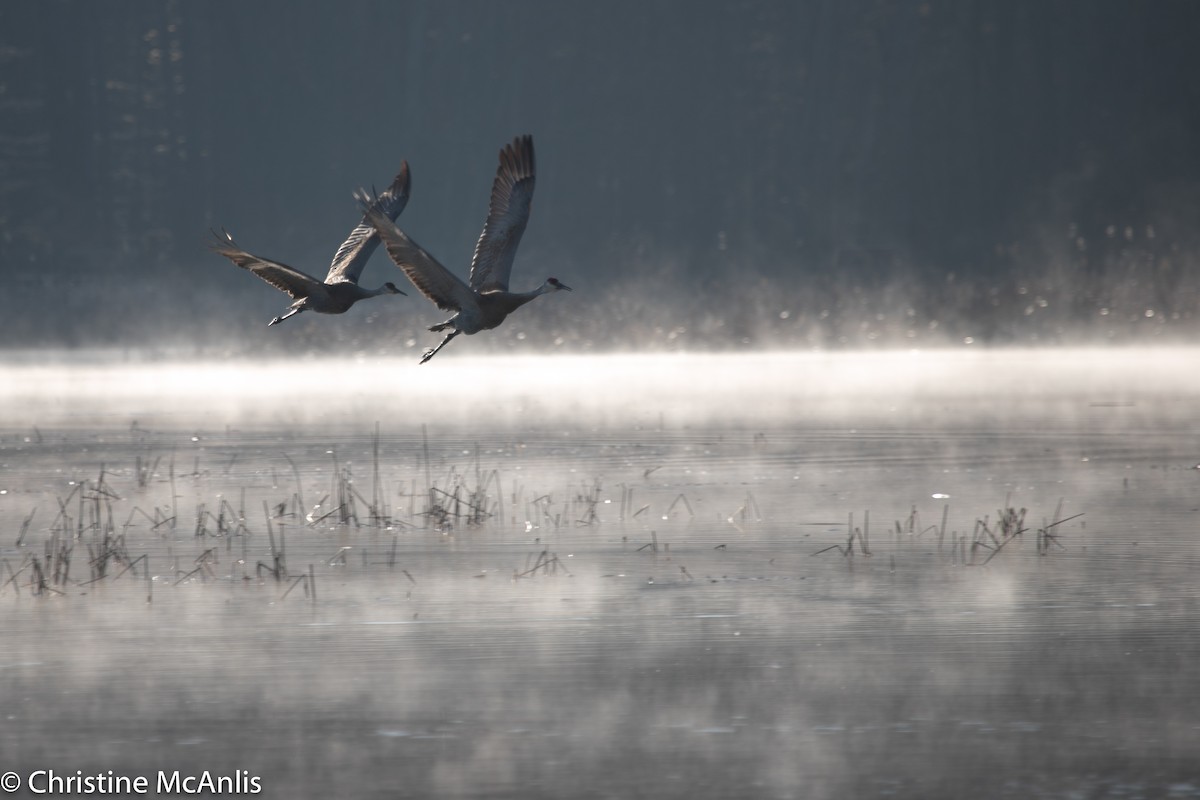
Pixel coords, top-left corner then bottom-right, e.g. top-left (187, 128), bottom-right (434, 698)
top-left (5, 347), bottom-right (1199, 427)
top-left (3, 350), bottom-right (1200, 798)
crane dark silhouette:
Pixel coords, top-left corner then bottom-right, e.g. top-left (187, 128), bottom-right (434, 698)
top-left (356, 136), bottom-right (569, 362)
top-left (212, 163), bottom-right (410, 326)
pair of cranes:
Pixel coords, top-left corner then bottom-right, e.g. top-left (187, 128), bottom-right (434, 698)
top-left (211, 136), bottom-right (570, 363)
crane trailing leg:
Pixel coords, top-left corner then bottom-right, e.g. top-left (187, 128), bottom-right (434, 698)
top-left (268, 307), bottom-right (303, 326)
top-left (421, 330), bottom-right (459, 364)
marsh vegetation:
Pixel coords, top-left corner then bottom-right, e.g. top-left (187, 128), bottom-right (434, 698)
top-left (2, 350), bottom-right (1199, 798)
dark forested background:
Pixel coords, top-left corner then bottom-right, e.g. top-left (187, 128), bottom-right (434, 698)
top-left (2, 1), bottom-right (1199, 354)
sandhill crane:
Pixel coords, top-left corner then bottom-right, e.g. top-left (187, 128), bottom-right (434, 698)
top-left (212, 163), bottom-right (411, 326)
top-left (356, 135), bottom-right (570, 363)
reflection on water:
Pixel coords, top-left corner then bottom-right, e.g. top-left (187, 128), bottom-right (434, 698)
top-left (1, 349), bottom-right (1199, 799)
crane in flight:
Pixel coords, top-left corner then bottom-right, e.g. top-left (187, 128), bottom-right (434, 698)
top-left (212, 163), bottom-right (410, 326)
top-left (356, 135), bottom-right (570, 363)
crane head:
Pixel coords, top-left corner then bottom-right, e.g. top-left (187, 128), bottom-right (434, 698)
top-left (546, 278), bottom-right (572, 292)
top-left (384, 282), bottom-right (407, 296)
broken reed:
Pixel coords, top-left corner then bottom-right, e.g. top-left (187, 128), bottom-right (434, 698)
top-left (259, 500), bottom-right (287, 581)
top-left (515, 549), bottom-right (572, 579)
top-left (279, 564), bottom-right (317, 605)
top-left (810, 510), bottom-right (873, 559)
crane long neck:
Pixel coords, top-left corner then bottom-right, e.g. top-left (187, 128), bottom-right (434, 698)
top-left (516, 286), bottom-right (550, 302)
top-left (508, 285), bottom-right (551, 307)
top-left (487, 286), bottom-right (547, 318)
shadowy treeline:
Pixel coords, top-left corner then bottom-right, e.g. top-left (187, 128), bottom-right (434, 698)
top-left (1, 223), bottom-right (1194, 356)
top-left (1, 1), bottom-right (1199, 351)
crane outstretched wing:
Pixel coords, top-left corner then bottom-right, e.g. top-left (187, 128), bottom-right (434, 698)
top-left (467, 135), bottom-right (535, 293)
top-left (210, 229), bottom-right (328, 300)
top-left (355, 190), bottom-right (476, 313)
top-left (326, 161), bottom-right (411, 285)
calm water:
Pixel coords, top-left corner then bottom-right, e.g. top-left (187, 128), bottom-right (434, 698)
top-left (1, 349), bottom-right (1199, 799)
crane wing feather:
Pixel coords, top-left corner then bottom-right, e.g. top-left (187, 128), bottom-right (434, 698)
top-left (354, 190), bottom-right (476, 313)
top-left (210, 230), bottom-right (328, 301)
top-left (468, 135), bottom-right (535, 293)
top-left (325, 162), bottom-right (411, 285)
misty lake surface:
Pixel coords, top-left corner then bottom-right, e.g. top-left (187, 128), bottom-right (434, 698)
top-left (1, 348), bottom-right (1199, 799)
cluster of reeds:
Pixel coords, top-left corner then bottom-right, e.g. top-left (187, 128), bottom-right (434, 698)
top-left (3, 422), bottom-right (774, 607)
top-left (812, 497), bottom-right (1082, 567)
top-left (521, 485), bottom-right (598, 531)
top-left (418, 466), bottom-right (497, 530)
top-left (299, 427), bottom-right (501, 532)
top-left (573, 479), bottom-right (602, 526)
top-left (952, 499), bottom-right (1080, 565)
top-left (192, 495), bottom-right (251, 540)
top-left (3, 465), bottom-right (152, 601)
